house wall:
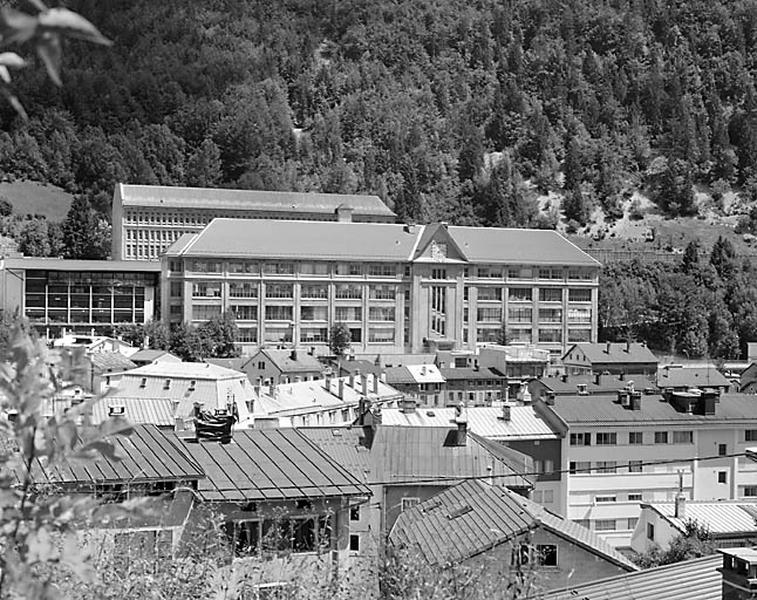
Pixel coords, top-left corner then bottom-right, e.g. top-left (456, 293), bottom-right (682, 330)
top-left (630, 507), bottom-right (677, 554)
top-left (384, 485), bottom-right (449, 534)
top-left (460, 528), bottom-right (631, 593)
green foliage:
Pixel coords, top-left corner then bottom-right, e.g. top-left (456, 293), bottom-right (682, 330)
top-left (167, 315), bottom-right (240, 361)
top-left (634, 519), bottom-right (716, 568)
top-left (329, 322), bottom-right (351, 358)
top-left (60, 195), bottom-right (110, 259)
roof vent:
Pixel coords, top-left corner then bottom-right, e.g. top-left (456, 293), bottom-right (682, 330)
top-left (188, 380), bottom-right (196, 391)
top-left (446, 504), bottom-right (473, 520)
top-left (108, 404), bottom-right (125, 417)
top-left (576, 383), bottom-right (588, 396)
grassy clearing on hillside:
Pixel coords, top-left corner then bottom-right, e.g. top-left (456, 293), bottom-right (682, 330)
top-left (0, 181), bottom-right (73, 221)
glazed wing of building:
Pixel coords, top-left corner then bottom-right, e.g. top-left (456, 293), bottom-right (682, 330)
top-left (161, 258), bottom-right (598, 355)
top-left (0, 259), bottom-right (159, 338)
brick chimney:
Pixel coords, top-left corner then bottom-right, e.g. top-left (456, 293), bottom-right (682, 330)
top-left (350, 369), bottom-right (358, 388)
top-left (674, 492), bottom-right (686, 519)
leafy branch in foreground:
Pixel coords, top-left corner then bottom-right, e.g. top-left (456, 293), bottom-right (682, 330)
top-left (0, 1), bottom-right (111, 118)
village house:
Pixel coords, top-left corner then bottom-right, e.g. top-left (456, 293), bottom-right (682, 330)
top-left (241, 347), bottom-right (324, 385)
top-left (631, 498), bottom-right (757, 553)
top-left (129, 349), bottom-right (182, 368)
top-left (528, 372), bottom-right (657, 402)
top-left (657, 363), bottom-right (732, 394)
top-left (562, 341), bottom-right (658, 376)
top-left (438, 365), bottom-right (507, 406)
top-left (383, 364), bottom-right (445, 407)
top-left (389, 479), bottom-right (636, 592)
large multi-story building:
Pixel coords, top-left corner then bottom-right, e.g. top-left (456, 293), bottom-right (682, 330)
top-left (160, 219), bottom-right (600, 356)
top-left (533, 389), bottom-right (757, 549)
top-left (0, 257), bottom-right (159, 338)
top-left (112, 183), bottom-right (397, 261)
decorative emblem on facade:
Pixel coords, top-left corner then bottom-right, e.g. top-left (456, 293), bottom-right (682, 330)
top-left (430, 241), bottom-right (447, 261)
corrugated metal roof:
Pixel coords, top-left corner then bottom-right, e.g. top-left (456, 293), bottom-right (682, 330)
top-left (538, 374), bottom-right (657, 394)
top-left (371, 426), bottom-right (533, 489)
top-left (543, 555), bottom-right (721, 600)
top-left (168, 220), bottom-right (599, 266)
top-left (88, 353), bottom-right (136, 373)
top-left (380, 406), bottom-right (559, 440)
top-left (648, 500), bottom-right (757, 534)
top-left (566, 342), bottom-right (659, 365)
top-left (177, 428), bottom-right (370, 501)
top-left (439, 367), bottom-right (506, 381)
top-left (657, 365), bottom-right (732, 389)
top-left (390, 480), bottom-right (635, 570)
top-left (546, 393), bottom-right (757, 424)
top-left (119, 184), bottom-right (396, 217)
top-left (89, 397), bottom-right (175, 427)
top-left (258, 348), bottom-right (323, 373)
top-left (29, 424), bottom-right (204, 486)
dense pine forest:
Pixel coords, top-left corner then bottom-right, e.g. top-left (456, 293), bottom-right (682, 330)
top-left (4, 0), bottom-right (757, 358)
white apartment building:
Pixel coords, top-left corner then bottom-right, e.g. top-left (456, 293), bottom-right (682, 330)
top-left (534, 388), bottom-right (757, 548)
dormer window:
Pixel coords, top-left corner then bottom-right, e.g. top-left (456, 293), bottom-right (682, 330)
top-left (188, 380), bottom-right (196, 391)
top-left (163, 379), bottom-right (171, 390)
top-left (139, 377), bottom-right (147, 388)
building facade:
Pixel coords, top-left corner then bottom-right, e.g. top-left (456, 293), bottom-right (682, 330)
top-left (161, 219), bottom-right (600, 356)
top-left (112, 183), bottom-right (396, 261)
top-left (0, 257), bottom-right (159, 338)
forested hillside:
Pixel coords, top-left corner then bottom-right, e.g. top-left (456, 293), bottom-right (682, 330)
top-left (3, 0), bottom-right (757, 238)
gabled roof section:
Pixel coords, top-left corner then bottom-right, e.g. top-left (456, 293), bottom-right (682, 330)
top-left (644, 500), bottom-right (757, 535)
top-left (412, 223), bottom-right (467, 262)
top-left (27, 424), bottom-right (204, 486)
top-left (118, 184), bottom-right (396, 217)
top-left (371, 426), bottom-right (533, 489)
top-left (657, 365), bottom-right (731, 389)
top-left (565, 342), bottom-right (659, 365)
top-left (256, 348), bottom-right (323, 374)
top-left (537, 374), bottom-right (657, 394)
top-left (390, 480), bottom-right (636, 569)
top-left (544, 554), bottom-right (721, 600)
top-left (163, 232), bottom-right (198, 257)
top-left (129, 349), bottom-right (181, 364)
top-left (88, 353), bottom-right (136, 373)
top-left (177, 428), bottom-right (371, 501)
top-left (447, 226), bottom-right (599, 266)
top-left (299, 427), bottom-right (372, 483)
top-left (89, 397), bottom-right (175, 428)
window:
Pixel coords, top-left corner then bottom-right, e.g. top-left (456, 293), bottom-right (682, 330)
top-left (508, 288), bottom-right (532, 302)
top-left (507, 267), bottom-right (532, 279)
top-left (508, 307), bottom-right (532, 323)
top-left (596, 432), bottom-right (617, 446)
top-left (534, 459), bottom-right (554, 474)
top-left (567, 307), bottom-right (591, 322)
top-left (349, 534), bottom-right (360, 552)
top-left (628, 493), bottom-right (643, 501)
top-left (301, 306), bottom-right (328, 321)
top-left (595, 461), bottom-right (617, 474)
top-left (570, 432), bottom-right (591, 446)
top-left (595, 495), bottom-right (617, 503)
top-left (368, 264), bottom-right (396, 277)
top-left (538, 328), bottom-right (562, 343)
top-left (192, 304), bottom-right (222, 320)
top-left (744, 486), bottom-right (757, 497)
top-left (192, 282), bottom-right (221, 298)
top-left (654, 431), bottom-right (668, 444)
top-left (263, 262), bottom-right (294, 275)
top-left (477, 287), bottom-right (503, 301)
top-left (595, 520), bottom-right (616, 531)
top-left (477, 307), bottom-right (502, 322)
top-left (538, 267), bottom-right (563, 280)
top-left (718, 471), bottom-right (727, 484)
top-left (673, 431), bottom-right (693, 444)
top-left (569, 461), bottom-right (591, 474)
top-left (629, 432), bottom-right (643, 445)
top-left (300, 327), bottom-right (329, 343)
top-left (401, 497), bottom-right (420, 511)
top-left (334, 306), bottom-right (362, 321)
top-left (229, 282), bottom-right (258, 298)
top-left (350, 506), bottom-right (360, 521)
top-left (335, 284), bottom-right (362, 299)
top-left (369, 285), bottom-right (396, 300)
top-left (628, 461), bottom-right (643, 473)
top-left (569, 268), bottom-right (594, 280)
top-left (746, 430), bottom-right (757, 442)
top-left (228, 261), bottom-right (258, 274)
top-left (539, 288), bottom-right (562, 302)
top-left (627, 518), bottom-right (639, 530)
top-left (477, 266), bottom-right (501, 279)
top-left (369, 327), bottom-right (395, 343)
top-left (431, 268), bottom-right (447, 280)
top-left (265, 305), bottom-right (293, 321)
top-left (169, 281), bottom-right (182, 297)
top-left (300, 262), bottom-right (329, 275)
top-left (719, 443), bottom-right (728, 457)
top-left (265, 284), bottom-right (293, 299)
top-left (538, 308), bottom-right (563, 322)
top-left (568, 329), bottom-right (591, 343)
top-left (257, 361), bottom-right (265, 370)
top-left (336, 263), bottom-right (362, 276)
top-left (568, 288), bottom-right (592, 302)
top-left (230, 305), bottom-right (257, 321)
top-left (301, 284), bottom-right (328, 299)
top-left (369, 306), bottom-right (395, 321)
top-left (536, 544), bottom-right (558, 567)
top-left (237, 328), bottom-right (257, 343)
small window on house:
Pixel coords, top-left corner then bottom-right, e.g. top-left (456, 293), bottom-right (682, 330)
top-left (719, 443), bottom-right (728, 456)
top-left (628, 493), bottom-right (643, 501)
top-left (718, 471), bottom-right (727, 484)
top-left (672, 431), bottom-right (693, 444)
top-left (646, 523), bottom-right (655, 540)
top-left (628, 431), bottom-right (643, 445)
top-left (257, 361), bottom-right (266, 370)
top-left (569, 432), bottom-right (591, 446)
top-left (188, 380), bottom-right (196, 391)
top-left (595, 495), bottom-right (617, 503)
top-left (627, 517), bottom-right (639, 530)
top-left (139, 377), bottom-right (147, 388)
top-left (163, 379), bottom-right (171, 390)
top-left (536, 544), bottom-right (558, 567)
top-left (744, 486), bottom-right (757, 497)
top-left (628, 461), bottom-right (643, 473)
top-left (350, 506), bottom-right (360, 521)
top-left (596, 432), bottom-right (617, 445)
top-left (349, 534), bottom-right (360, 552)
top-left (654, 431), bottom-right (668, 444)
top-left (594, 519), bottom-right (616, 531)
top-left (401, 497), bottom-right (420, 512)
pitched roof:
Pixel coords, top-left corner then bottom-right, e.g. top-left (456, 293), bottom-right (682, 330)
top-left (2, 257), bottom-right (161, 272)
top-left (166, 220), bottom-right (599, 266)
top-left (256, 348), bottom-right (322, 373)
top-left (299, 427), bottom-right (372, 483)
top-left (439, 367), bottom-right (506, 381)
top-left (27, 424), bottom-right (204, 486)
top-left (644, 500), bottom-right (757, 535)
top-left (565, 342), bottom-right (659, 365)
top-left (384, 364), bottom-right (445, 385)
top-left (390, 479), bottom-right (635, 570)
top-left (129, 349), bottom-right (181, 364)
top-left (88, 353), bottom-right (136, 373)
top-left (176, 428), bottom-right (371, 501)
top-left (338, 360), bottom-right (381, 376)
top-left (371, 426), bottom-right (533, 489)
top-left (204, 357), bottom-right (248, 371)
top-left (657, 365), bottom-right (732, 389)
top-left (89, 397), bottom-right (175, 427)
top-left (379, 406), bottom-right (560, 441)
top-left (543, 554), bottom-right (721, 600)
top-left (117, 184), bottom-right (396, 217)
top-left (537, 374), bottom-right (657, 394)
top-left (544, 393), bottom-right (757, 424)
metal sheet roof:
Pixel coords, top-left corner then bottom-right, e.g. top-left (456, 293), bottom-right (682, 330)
top-left (299, 427), bottom-right (372, 483)
top-left (391, 479), bottom-right (635, 570)
top-left (2, 257), bottom-right (160, 272)
top-left (89, 397), bottom-right (175, 427)
top-left (565, 342), bottom-right (659, 365)
top-left (380, 406), bottom-right (559, 440)
top-left (546, 393), bottom-right (757, 424)
top-left (371, 426), bottom-right (533, 488)
top-left (88, 353), bottom-right (137, 373)
top-left (29, 424), bottom-right (204, 486)
top-left (657, 365), bottom-right (732, 389)
top-left (647, 500), bottom-right (757, 535)
top-left (118, 184), bottom-right (396, 217)
top-left (167, 220), bottom-right (599, 266)
top-left (257, 348), bottom-right (323, 373)
top-left (543, 555), bottom-right (722, 600)
top-left (177, 428), bottom-right (370, 502)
